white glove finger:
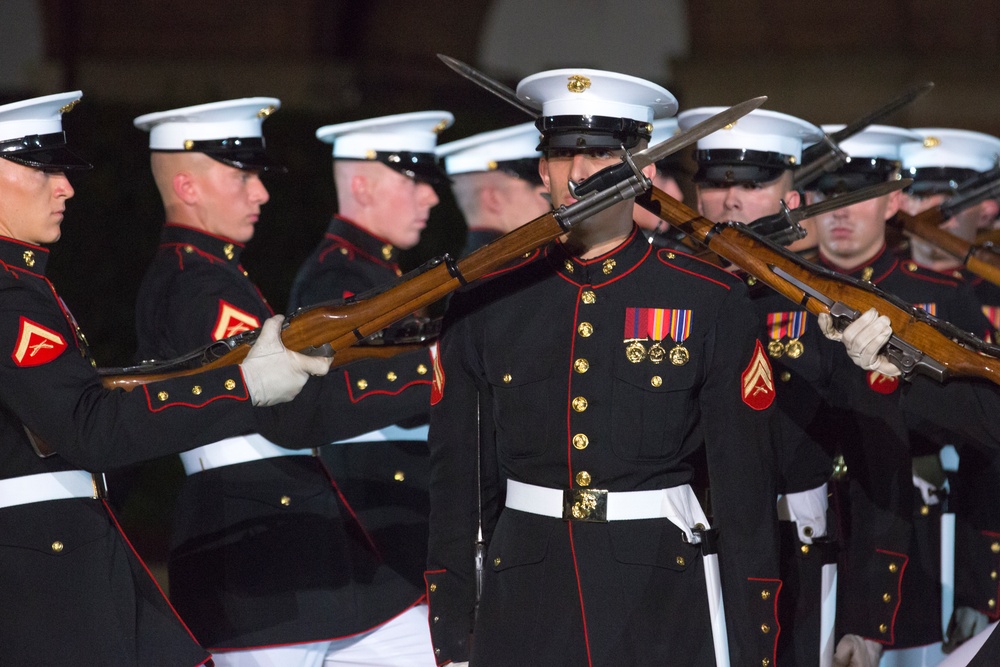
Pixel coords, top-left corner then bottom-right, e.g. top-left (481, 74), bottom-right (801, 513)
top-left (840, 309), bottom-right (879, 350)
top-left (241, 314), bottom-right (319, 406)
top-left (854, 317), bottom-right (892, 368)
top-left (817, 312), bottom-right (842, 341)
top-left (293, 351), bottom-right (333, 377)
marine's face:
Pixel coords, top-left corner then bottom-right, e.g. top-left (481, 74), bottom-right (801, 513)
top-left (696, 173), bottom-right (798, 224)
top-left (197, 160), bottom-right (269, 244)
top-left (901, 191), bottom-right (981, 265)
top-left (0, 158), bottom-right (74, 245)
top-left (367, 166), bottom-right (439, 250)
top-left (815, 190), bottom-right (899, 268)
top-left (539, 147), bottom-right (624, 209)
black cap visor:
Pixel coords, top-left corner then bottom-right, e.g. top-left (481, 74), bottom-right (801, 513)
top-left (496, 158), bottom-right (542, 186)
top-left (693, 149), bottom-right (792, 187)
top-left (175, 136), bottom-right (286, 174)
top-left (0, 132), bottom-right (92, 170)
top-left (371, 151), bottom-right (448, 186)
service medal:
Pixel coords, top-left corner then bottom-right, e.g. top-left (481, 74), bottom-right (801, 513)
top-left (625, 340), bottom-right (647, 363)
top-left (669, 345), bottom-right (689, 366)
top-left (648, 342), bottom-right (666, 364)
top-left (767, 339), bottom-right (785, 358)
top-left (785, 338), bottom-right (804, 359)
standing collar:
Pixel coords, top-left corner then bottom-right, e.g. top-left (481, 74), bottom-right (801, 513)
top-left (546, 225), bottom-right (650, 287)
top-left (818, 243), bottom-right (897, 282)
top-left (327, 215), bottom-right (400, 265)
top-left (0, 236), bottom-right (50, 275)
top-left (160, 223), bottom-right (246, 265)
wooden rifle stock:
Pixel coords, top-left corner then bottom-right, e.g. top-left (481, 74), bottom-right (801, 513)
top-left (890, 209), bottom-right (1000, 288)
top-left (99, 174), bottom-right (649, 391)
top-left (640, 186), bottom-right (1000, 386)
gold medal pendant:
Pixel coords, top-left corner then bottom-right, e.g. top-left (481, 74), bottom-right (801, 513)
top-left (625, 340), bottom-right (647, 363)
top-left (669, 345), bottom-right (689, 366)
top-left (648, 342), bottom-right (666, 364)
top-left (767, 340), bottom-right (785, 358)
top-left (785, 338), bottom-right (804, 359)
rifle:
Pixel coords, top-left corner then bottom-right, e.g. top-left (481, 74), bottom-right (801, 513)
top-left (97, 98), bottom-right (766, 391)
top-left (635, 185), bottom-right (1000, 386)
top-left (888, 167), bottom-right (1000, 287)
top-left (793, 82), bottom-right (934, 190)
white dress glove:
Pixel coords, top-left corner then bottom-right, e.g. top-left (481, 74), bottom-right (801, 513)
top-left (944, 606), bottom-right (991, 653)
top-left (818, 308), bottom-right (901, 377)
top-left (833, 634), bottom-right (883, 667)
top-left (240, 315), bottom-right (332, 406)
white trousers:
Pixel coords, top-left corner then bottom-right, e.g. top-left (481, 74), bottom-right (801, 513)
top-left (937, 621), bottom-right (1000, 667)
top-left (210, 605), bottom-right (436, 667)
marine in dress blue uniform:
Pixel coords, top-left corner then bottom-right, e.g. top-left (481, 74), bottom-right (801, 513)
top-left (132, 99), bottom-right (435, 666)
top-left (425, 69), bottom-right (782, 667)
top-left (437, 122), bottom-right (549, 258)
top-left (0, 92), bottom-right (320, 667)
top-left (288, 111), bottom-right (452, 605)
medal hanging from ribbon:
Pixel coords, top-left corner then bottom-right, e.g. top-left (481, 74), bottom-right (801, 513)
top-left (623, 307), bottom-right (648, 363)
top-left (666, 309), bottom-right (692, 366)
top-left (766, 311), bottom-right (807, 359)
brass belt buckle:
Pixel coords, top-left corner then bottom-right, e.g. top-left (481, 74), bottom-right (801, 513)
top-left (562, 488), bottom-right (608, 522)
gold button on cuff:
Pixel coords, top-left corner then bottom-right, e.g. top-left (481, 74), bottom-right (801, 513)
top-left (224, 379), bottom-right (236, 391)
top-left (920, 505), bottom-right (930, 516)
top-left (761, 589), bottom-right (771, 600)
top-left (650, 376), bottom-right (662, 387)
top-left (280, 495), bottom-right (291, 506)
top-left (889, 563), bottom-right (898, 573)
top-left (676, 556), bottom-right (686, 566)
top-left (157, 391), bottom-right (169, 402)
top-left (581, 290), bottom-right (596, 304)
top-left (879, 623), bottom-right (889, 634)
top-left (394, 470), bottom-right (406, 482)
top-left (51, 541), bottom-right (64, 553)
top-left (417, 364), bottom-right (428, 375)
top-left (572, 396), bottom-right (588, 412)
top-left (574, 358), bottom-right (590, 373)
top-left (572, 434), bottom-right (589, 450)
top-left (761, 624), bottom-right (770, 634)
top-left (357, 379), bottom-right (368, 390)
top-left (991, 571), bottom-right (998, 581)
top-left (386, 372), bottom-right (397, 382)
top-left (883, 593), bottom-right (892, 603)
top-left (992, 542), bottom-right (1000, 554)
top-left (502, 373), bottom-right (512, 384)
top-left (429, 583), bottom-right (437, 592)
top-left (191, 385), bottom-right (202, 396)
top-left (575, 471), bottom-right (591, 487)
top-left (578, 322), bottom-right (593, 337)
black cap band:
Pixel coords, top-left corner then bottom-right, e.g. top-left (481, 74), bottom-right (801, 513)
top-left (363, 150), bottom-right (448, 185)
top-left (536, 115), bottom-right (652, 151)
top-left (0, 131), bottom-right (92, 170)
top-left (167, 136), bottom-right (286, 173)
top-left (903, 166), bottom-right (979, 196)
top-left (693, 149), bottom-right (795, 186)
top-left (810, 157), bottom-right (900, 194)
top-left (494, 157), bottom-right (542, 185)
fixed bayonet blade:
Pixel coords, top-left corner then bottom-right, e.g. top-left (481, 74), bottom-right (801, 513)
top-left (437, 54), bottom-right (542, 118)
top-left (802, 81), bottom-right (934, 164)
top-left (790, 179), bottom-right (912, 223)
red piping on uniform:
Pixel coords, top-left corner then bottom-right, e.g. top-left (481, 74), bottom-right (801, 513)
top-left (983, 530), bottom-right (1000, 619)
top-left (567, 521), bottom-right (595, 667)
top-left (875, 548), bottom-right (909, 645)
top-left (657, 258), bottom-right (734, 291)
top-left (551, 230), bottom-right (651, 288)
top-left (142, 381), bottom-right (249, 412)
top-left (342, 372), bottom-right (432, 403)
top-left (818, 245), bottom-right (897, 283)
top-left (101, 499), bottom-right (207, 648)
top-left (164, 223), bottom-right (247, 249)
top-left (749, 577), bottom-right (783, 665)
top-left (167, 243), bottom-right (226, 271)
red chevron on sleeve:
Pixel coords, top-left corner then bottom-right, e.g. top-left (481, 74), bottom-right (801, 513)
top-left (430, 341), bottom-right (445, 406)
top-left (741, 340), bottom-right (775, 410)
top-left (11, 317), bottom-right (67, 367)
top-left (212, 300), bottom-right (261, 341)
